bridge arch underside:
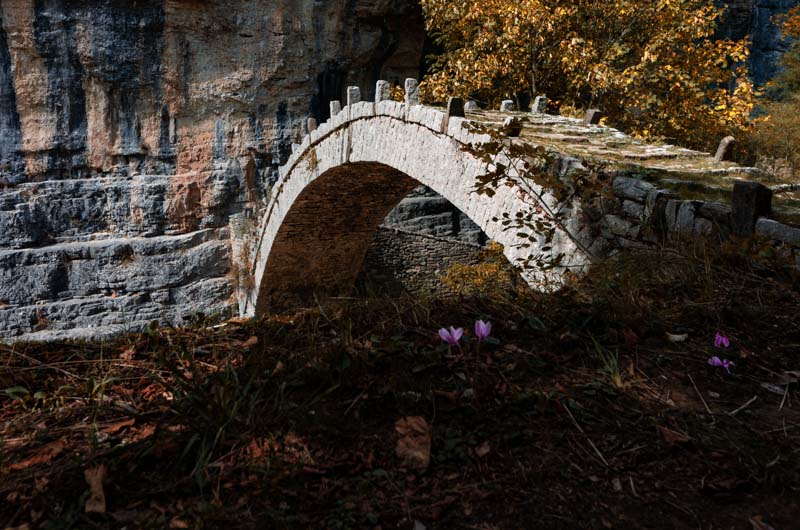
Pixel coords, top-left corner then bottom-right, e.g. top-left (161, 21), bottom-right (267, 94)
top-left (255, 162), bottom-right (420, 311)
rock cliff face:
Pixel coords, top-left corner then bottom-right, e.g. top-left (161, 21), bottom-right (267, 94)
top-left (720, 0), bottom-right (799, 83)
top-left (0, 0), bottom-right (425, 340)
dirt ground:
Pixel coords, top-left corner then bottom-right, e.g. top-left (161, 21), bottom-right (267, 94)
top-left (2, 247), bottom-right (800, 529)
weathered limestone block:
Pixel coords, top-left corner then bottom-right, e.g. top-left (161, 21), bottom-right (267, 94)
top-left (698, 201), bottom-right (732, 224)
top-left (644, 188), bottom-right (670, 223)
top-left (584, 109), bottom-right (603, 126)
top-left (532, 95), bottom-right (548, 114)
top-left (714, 136), bottom-right (736, 163)
top-left (622, 200), bottom-right (645, 220)
top-left (500, 100), bottom-right (515, 112)
top-left (347, 86), bottom-right (362, 106)
top-left (601, 214), bottom-right (640, 239)
top-left (731, 181), bottom-right (772, 237)
top-left (755, 218), bottom-right (800, 246)
top-left (613, 176), bottom-right (657, 202)
top-left (675, 201), bottom-right (698, 236)
top-left (405, 78), bottom-right (420, 106)
top-left (694, 217), bottom-right (714, 236)
top-left (375, 80), bottom-right (391, 103)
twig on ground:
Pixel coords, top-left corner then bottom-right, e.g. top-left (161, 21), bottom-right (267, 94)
top-left (780, 385), bottom-right (790, 411)
top-left (729, 395), bottom-right (758, 416)
top-left (562, 403), bottom-right (609, 467)
top-left (688, 374), bottom-right (715, 419)
top-left (343, 383), bottom-right (371, 416)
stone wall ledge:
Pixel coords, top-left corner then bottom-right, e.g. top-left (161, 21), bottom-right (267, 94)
top-left (0, 276), bottom-right (232, 342)
top-left (376, 225), bottom-right (485, 251)
top-left (608, 175), bottom-right (800, 259)
top-left (0, 228), bottom-right (233, 340)
top-left (0, 170), bottom-right (250, 249)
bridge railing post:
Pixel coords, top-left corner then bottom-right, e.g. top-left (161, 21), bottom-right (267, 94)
top-left (375, 80), bottom-right (390, 103)
top-left (347, 86), bottom-right (361, 106)
top-left (405, 78), bottom-right (420, 106)
top-left (731, 180), bottom-right (772, 238)
top-left (584, 109), bottom-right (603, 126)
top-left (532, 95), bottom-right (548, 114)
top-left (443, 96), bottom-right (465, 133)
top-left (714, 136), bottom-right (736, 163)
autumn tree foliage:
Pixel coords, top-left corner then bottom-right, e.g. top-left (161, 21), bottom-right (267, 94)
top-left (419, 0), bottom-right (757, 150)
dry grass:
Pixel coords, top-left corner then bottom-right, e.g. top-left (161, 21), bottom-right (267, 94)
top-left (748, 95), bottom-right (800, 184)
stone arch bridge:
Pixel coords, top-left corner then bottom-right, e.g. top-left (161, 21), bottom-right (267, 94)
top-left (232, 79), bottom-right (768, 318)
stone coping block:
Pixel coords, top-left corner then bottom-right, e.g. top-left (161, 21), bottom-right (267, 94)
top-left (756, 218), bottom-right (800, 246)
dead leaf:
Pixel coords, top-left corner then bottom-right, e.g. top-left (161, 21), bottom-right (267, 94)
top-left (623, 329), bottom-right (639, 348)
top-left (475, 441), bottom-right (491, 458)
top-left (102, 418), bottom-right (135, 434)
top-left (84, 464), bottom-right (107, 514)
top-left (127, 424), bottom-right (156, 443)
top-left (702, 476), bottom-right (752, 495)
top-left (120, 348), bottom-right (135, 361)
top-left (9, 438), bottom-right (67, 471)
top-left (750, 515), bottom-right (777, 530)
top-left (658, 426), bottom-right (690, 445)
top-left (34, 477), bottom-right (49, 492)
top-left (272, 360), bottom-right (285, 376)
top-left (434, 390), bottom-right (459, 403)
top-left (242, 336), bottom-right (259, 348)
top-left (395, 416), bottom-right (431, 471)
top-left (170, 517), bottom-right (190, 528)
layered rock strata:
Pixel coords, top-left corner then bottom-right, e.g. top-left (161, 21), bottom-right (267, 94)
top-left (0, 0), bottom-right (425, 340)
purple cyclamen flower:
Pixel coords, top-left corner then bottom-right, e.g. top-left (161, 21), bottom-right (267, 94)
top-left (439, 326), bottom-right (464, 346)
top-left (474, 320), bottom-right (492, 342)
top-left (708, 356), bottom-right (735, 374)
top-left (714, 332), bottom-right (730, 348)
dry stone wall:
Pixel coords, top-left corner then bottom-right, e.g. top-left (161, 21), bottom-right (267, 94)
top-left (599, 176), bottom-right (800, 270)
top-left (359, 226), bottom-right (484, 294)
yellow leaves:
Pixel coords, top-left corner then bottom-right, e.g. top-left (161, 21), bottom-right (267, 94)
top-left (779, 6), bottom-right (800, 38)
top-left (421, 0), bottom-right (755, 150)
